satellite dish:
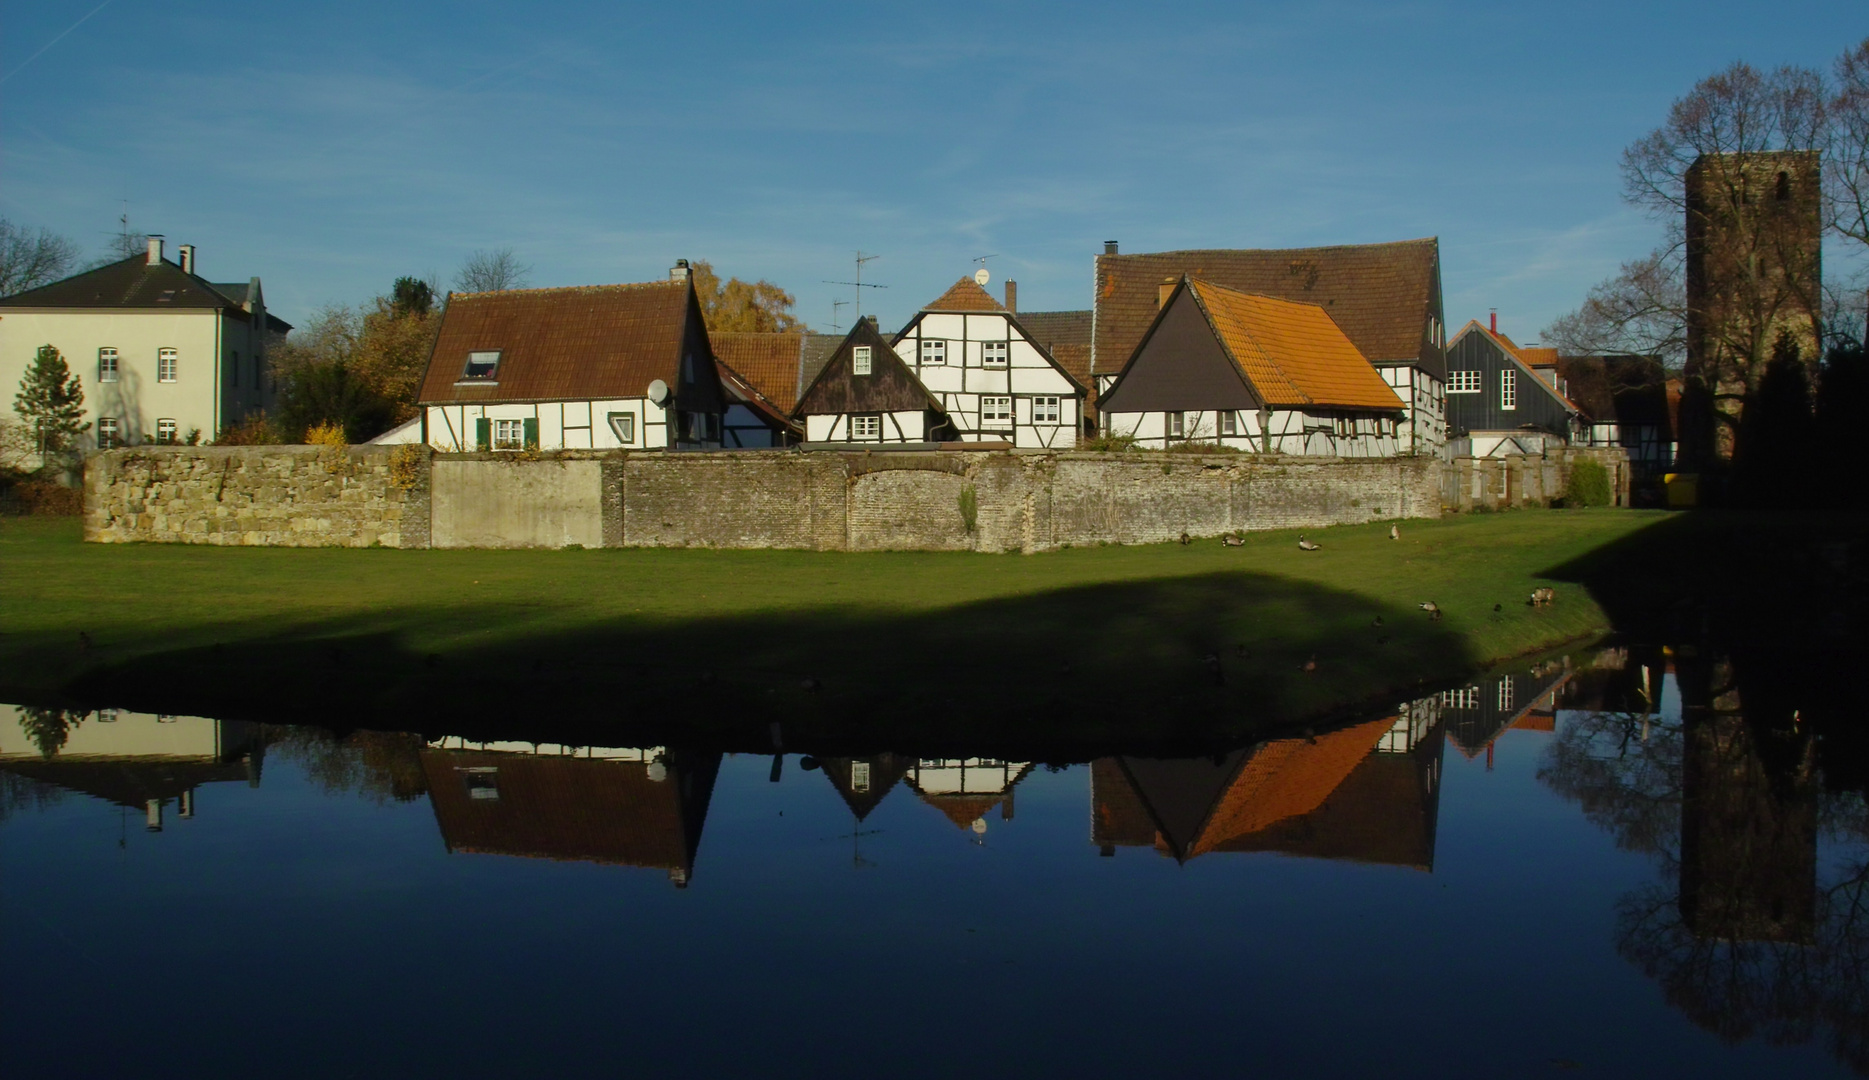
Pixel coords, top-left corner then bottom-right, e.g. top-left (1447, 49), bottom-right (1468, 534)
top-left (973, 268), bottom-right (991, 287)
top-left (646, 378), bottom-right (670, 405)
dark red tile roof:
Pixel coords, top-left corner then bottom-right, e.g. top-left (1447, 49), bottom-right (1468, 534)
top-left (711, 332), bottom-right (804, 412)
top-left (924, 277), bottom-right (1006, 312)
top-left (1094, 239), bottom-right (1443, 377)
top-left (418, 281), bottom-right (694, 404)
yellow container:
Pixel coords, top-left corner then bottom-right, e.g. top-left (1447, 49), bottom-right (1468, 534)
top-left (1663, 473), bottom-right (1698, 509)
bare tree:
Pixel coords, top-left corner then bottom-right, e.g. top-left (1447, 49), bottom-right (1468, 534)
top-left (1542, 247), bottom-right (1689, 368)
top-left (1830, 39), bottom-right (1869, 249)
top-left (453, 247), bottom-right (531, 293)
top-left (0, 219), bottom-right (81, 297)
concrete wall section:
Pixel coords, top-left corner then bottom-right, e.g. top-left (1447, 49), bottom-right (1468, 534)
top-left (430, 456), bottom-right (603, 548)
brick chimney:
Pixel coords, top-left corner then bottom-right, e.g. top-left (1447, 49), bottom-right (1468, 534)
top-left (1104, 240), bottom-right (1119, 255)
top-left (669, 258), bottom-right (691, 284)
top-left (178, 245), bottom-right (195, 275)
top-left (1489, 309), bottom-right (1497, 333)
top-left (146, 236), bottom-right (164, 266)
top-left (1005, 280), bottom-right (1017, 312)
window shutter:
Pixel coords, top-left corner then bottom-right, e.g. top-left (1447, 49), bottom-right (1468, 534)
top-left (523, 417), bottom-right (539, 449)
top-left (475, 418), bottom-right (491, 451)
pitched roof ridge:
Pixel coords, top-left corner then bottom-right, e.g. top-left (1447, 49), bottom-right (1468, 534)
top-left (451, 280), bottom-right (681, 300)
top-left (924, 276), bottom-right (1005, 311)
top-left (1187, 277), bottom-right (1332, 315)
top-left (1117, 238), bottom-right (1439, 259)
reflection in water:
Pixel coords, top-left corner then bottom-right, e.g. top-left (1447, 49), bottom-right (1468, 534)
top-left (1544, 646), bottom-right (1869, 1073)
top-left (420, 738), bottom-right (721, 887)
top-left (8, 646), bottom-right (1868, 1074)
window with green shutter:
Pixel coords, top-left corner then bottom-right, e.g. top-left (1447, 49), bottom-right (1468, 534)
top-left (475, 418), bottom-right (491, 451)
top-left (523, 417), bottom-right (539, 449)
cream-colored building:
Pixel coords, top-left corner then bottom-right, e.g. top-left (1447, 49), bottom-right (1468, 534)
top-left (0, 237), bottom-right (289, 464)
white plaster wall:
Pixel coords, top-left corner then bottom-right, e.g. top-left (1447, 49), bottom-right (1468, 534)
top-left (0, 705), bottom-right (222, 759)
top-left (425, 397), bottom-right (670, 452)
top-left (893, 310), bottom-right (1079, 448)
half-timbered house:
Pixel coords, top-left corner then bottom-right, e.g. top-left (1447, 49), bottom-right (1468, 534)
top-left (1092, 239), bottom-right (1447, 453)
top-left (1097, 277), bottom-right (1407, 454)
top-left (903, 758), bottom-right (1034, 838)
top-left (793, 318), bottom-right (948, 444)
top-left (416, 263), bottom-right (726, 452)
top-left (1443, 321), bottom-right (1584, 456)
top-left (889, 277), bottom-right (1087, 449)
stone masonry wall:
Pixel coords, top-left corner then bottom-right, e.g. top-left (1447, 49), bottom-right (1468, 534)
top-left (85, 445), bottom-right (429, 547)
top-left (1441, 446), bottom-right (1632, 512)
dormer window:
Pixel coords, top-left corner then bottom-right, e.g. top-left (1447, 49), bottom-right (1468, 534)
top-left (853, 346), bottom-right (872, 375)
top-left (460, 350), bottom-right (500, 382)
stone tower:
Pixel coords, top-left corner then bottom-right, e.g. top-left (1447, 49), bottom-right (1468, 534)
top-left (1682, 150), bottom-right (1823, 466)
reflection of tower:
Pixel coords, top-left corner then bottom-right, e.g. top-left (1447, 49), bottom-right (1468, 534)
top-left (1676, 657), bottom-right (1818, 943)
top-left (1682, 150), bottom-right (1823, 466)
top-left (421, 742), bottom-right (721, 887)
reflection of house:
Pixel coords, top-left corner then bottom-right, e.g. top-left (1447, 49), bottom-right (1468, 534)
top-left (903, 758), bottom-right (1034, 836)
top-left (1097, 277), bottom-right (1407, 454)
top-left (1439, 660), bottom-right (1573, 761)
top-left (816, 754), bottom-right (915, 822)
top-left (1092, 712), bottom-right (1442, 869)
top-left (0, 705), bottom-right (264, 830)
top-left (420, 740), bottom-right (720, 887)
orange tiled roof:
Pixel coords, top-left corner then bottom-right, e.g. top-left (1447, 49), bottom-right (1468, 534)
top-left (924, 277), bottom-right (1006, 312)
top-left (711, 332), bottom-right (804, 412)
top-left (1188, 280), bottom-right (1405, 411)
top-left (1186, 716), bottom-right (1394, 858)
top-left (419, 281), bottom-right (691, 404)
top-left (924, 794), bottom-right (1005, 830)
top-left (1095, 240), bottom-right (1443, 377)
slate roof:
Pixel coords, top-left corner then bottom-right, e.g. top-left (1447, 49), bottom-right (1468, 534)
top-left (924, 277), bottom-right (1006, 312)
top-left (1152, 279), bottom-right (1404, 411)
top-left (0, 255), bottom-right (292, 330)
top-left (1094, 239), bottom-right (1444, 377)
top-left (417, 281), bottom-right (694, 405)
top-left (797, 333), bottom-right (843, 401)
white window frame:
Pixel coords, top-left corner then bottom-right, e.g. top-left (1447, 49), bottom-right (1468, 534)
top-left (850, 414), bottom-right (882, 441)
top-left (1032, 396), bottom-right (1060, 424)
top-left (156, 418), bottom-right (177, 443)
top-left (158, 348), bottom-right (178, 383)
top-left (1168, 411), bottom-right (1185, 438)
top-left (982, 341), bottom-right (1009, 367)
top-left (1498, 678), bottom-right (1515, 711)
top-left (851, 761), bottom-right (871, 793)
top-left (1448, 370), bottom-right (1482, 394)
top-left (607, 412), bottom-right (635, 444)
top-left (492, 418), bottom-right (526, 451)
top-left (980, 397), bottom-right (1012, 424)
top-left (1220, 411), bottom-right (1237, 436)
top-left (97, 417), bottom-right (119, 449)
top-left (920, 339), bottom-right (947, 365)
top-left (1500, 370), bottom-right (1517, 411)
top-left (460, 350), bottom-right (501, 382)
top-left (852, 345), bottom-right (872, 376)
top-left (98, 348), bottom-right (119, 383)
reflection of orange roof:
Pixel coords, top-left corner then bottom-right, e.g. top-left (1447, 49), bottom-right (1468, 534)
top-left (1188, 280), bottom-right (1405, 411)
top-left (924, 795), bottom-right (1003, 829)
top-left (1187, 716), bottom-right (1394, 858)
top-left (925, 277), bottom-right (1006, 312)
top-left (1511, 711), bottom-right (1556, 732)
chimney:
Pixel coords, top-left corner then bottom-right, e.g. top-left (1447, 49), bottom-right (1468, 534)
top-left (178, 245), bottom-right (195, 275)
top-left (669, 258), bottom-right (691, 284)
top-left (1489, 309), bottom-right (1497, 333)
top-left (146, 235), bottom-right (164, 266)
top-left (1005, 280), bottom-right (1017, 313)
top-left (1104, 240), bottom-right (1119, 256)
top-left (864, 315), bottom-right (878, 329)
top-left (1158, 277), bottom-right (1178, 310)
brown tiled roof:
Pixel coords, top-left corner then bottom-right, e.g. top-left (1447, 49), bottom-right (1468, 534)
top-left (1217, 733), bottom-right (1439, 870)
top-left (1187, 280), bottom-right (1405, 411)
top-left (925, 794), bottom-right (1005, 830)
top-left (417, 281), bottom-right (694, 404)
top-left (711, 332), bottom-right (804, 412)
top-left (924, 277), bottom-right (1006, 312)
top-left (420, 750), bottom-right (717, 873)
top-left (715, 359), bottom-right (800, 434)
top-left (1017, 309), bottom-right (1093, 348)
top-left (1188, 717), bottom-right (1393, 858)
top-left (1094, 240), bottom-right (1443, 376)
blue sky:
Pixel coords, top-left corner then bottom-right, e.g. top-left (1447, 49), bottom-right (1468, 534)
top-left (1, 1), bottom-right (1860, 338)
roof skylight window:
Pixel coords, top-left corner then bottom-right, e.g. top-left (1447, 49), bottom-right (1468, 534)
top-left (460, 350), bottom-right (501, 382)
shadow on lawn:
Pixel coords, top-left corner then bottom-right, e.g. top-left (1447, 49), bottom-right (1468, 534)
top-left (26, 570), bottom-right (1495, 758)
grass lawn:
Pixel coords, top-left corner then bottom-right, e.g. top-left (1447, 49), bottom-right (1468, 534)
top-left (0, 509), bottom-right (1669, 751)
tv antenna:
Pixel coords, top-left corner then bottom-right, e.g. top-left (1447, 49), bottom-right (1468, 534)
top-left (823, 250), bottom-right (887, 320)
top-left (972, 254), bottom-right (999, 287)
top-left (829, 297), bottom-right (850, 335)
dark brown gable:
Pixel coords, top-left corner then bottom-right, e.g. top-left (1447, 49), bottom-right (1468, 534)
top-left (1098, 284), bottom-right (1261, 414)
top-left (793, 319), bottom-right (942, 418)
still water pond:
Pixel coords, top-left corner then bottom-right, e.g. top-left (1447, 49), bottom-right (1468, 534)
top-left (3, 648), bottom-right (1863, 1078)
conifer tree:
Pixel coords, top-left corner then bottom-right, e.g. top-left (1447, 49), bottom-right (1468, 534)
top-left (13, 344), bottom-right (88, 468)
